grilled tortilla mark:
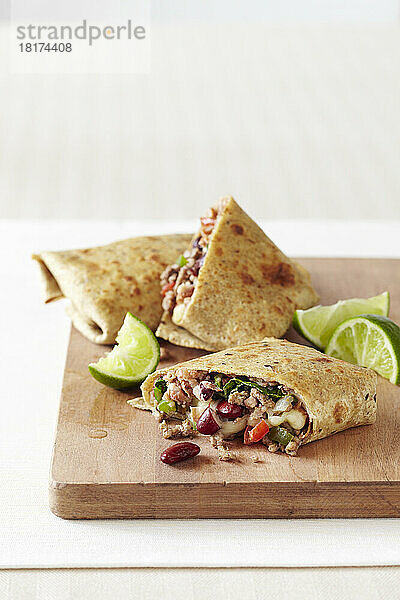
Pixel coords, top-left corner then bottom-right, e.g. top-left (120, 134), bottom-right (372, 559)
top-left (241, 272), bottom-right (255, 285)
top-left (273, 304), bottom-right (284, 315)
top-left (261, 262), bottom-right (295, 287)
top-left (231, 223), bottom-right (244, 235)
top-left (333, 402), bottom-right (347, 424)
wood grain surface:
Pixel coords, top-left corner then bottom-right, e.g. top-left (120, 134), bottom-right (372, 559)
top-left (50, 258), bottom-right (400, 519)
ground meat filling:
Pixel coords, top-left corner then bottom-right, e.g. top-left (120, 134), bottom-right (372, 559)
top-left (160, 206), bottom-right (220, 320)
top-left (153, 370), bottom-right (310, 456)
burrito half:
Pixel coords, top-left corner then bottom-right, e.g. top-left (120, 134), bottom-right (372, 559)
top-left (156, 197), bottom-right (319, 351)
top-left (141, 338), bottom-right (377, 456)
top-left (33, 234), bottom-right (191, 344)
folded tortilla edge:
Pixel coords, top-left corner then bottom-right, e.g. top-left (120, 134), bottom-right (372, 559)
top-left (32, 253), bottom-right (64, 303)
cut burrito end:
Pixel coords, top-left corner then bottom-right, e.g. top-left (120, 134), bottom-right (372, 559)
top-left (141, 338), bottom-right (377, 457)
top-left (157, 196), bottom-right (319, 351)
top-left (160, 200), bottom-right (226, 328)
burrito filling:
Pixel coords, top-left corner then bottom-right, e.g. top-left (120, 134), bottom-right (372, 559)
top-left (160, 202), bottom-right (225, 325)
top-left (151, 369), bottom-right (311, 456)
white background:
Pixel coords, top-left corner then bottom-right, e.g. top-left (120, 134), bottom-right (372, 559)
top-left (1, 1), bottom-right (400, 220)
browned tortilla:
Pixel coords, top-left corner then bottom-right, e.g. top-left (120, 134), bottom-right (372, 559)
top-left (157, 197), bottom-right (319, 351)
top-left (33, 234), bottom-right (191, 344)
top-left (141, 338), bottom-right (377, 444)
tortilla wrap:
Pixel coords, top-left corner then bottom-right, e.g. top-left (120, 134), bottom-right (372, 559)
top-left (156, 197), bottom-right (319, 351)
top-left (33, 234), bottom-right (191, 344)
top-left (141, 338), bottom-right (377, 448)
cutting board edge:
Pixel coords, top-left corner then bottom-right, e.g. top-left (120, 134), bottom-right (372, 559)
top-left (49, 480), bottom-right (400, 519)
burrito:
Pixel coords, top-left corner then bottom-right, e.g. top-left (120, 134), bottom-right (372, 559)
top-left (141, 338), bottom-right (377, 456)
top-left (33, 234), bottom-right (191, 344)
top-left (156, 196), bottom-right (319, 351)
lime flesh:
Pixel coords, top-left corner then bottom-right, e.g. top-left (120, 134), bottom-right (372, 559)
top-left (293, 292), bottom-right (389, 350)
top-left (325, 314), bottom-right (400, 384)
top-left (88, 312), bottom-right (160, 390)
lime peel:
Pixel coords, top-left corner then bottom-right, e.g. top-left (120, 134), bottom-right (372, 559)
top-left (325, 314), bottom-right (400, 385)
top-left (88, 312), bottom-right (160, 390)
top-left (293, 292), bottom-right (390, 350)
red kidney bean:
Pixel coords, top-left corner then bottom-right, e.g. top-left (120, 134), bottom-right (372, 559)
top-left (196, 405), bottom-right (221, 435)
top-left (160, 442), bottom-right (200, 465)
top-left (216, 401), bottom-right (243, 420)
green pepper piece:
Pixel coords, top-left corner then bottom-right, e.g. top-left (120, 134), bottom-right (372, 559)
top-left (157, 399), bottom-right (176, 414)
top-left (154, 378), bottom-right (167, 403)
top-left (177, 255), bottom-right (188, 267)
top-left (268, 426), bottom-right (293, 446)
top-left (154, 378), bottom-right (175, 413)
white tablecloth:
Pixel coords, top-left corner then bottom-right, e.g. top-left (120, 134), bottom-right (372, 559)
top-left (1, 219), bottom-right (400, 569)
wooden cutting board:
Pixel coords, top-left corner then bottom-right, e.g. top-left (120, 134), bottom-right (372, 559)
top-left (50, 258), bottom-right (400, 519)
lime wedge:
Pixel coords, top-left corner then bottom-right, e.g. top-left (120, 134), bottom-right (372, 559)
top-left (325, 314), bottom-right (400, 384)
top-left (88, 313), bottom-right (160, 390)
top-left (293, 292), bottom-right (389, 350)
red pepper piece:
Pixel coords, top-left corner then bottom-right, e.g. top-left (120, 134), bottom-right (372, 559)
top-left (161, 281), bottom-right (175, 297)
top-left (244, 419), bottom-right (269, 445)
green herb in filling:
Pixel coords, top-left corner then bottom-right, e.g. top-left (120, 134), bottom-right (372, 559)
top-left (177, 255), bottom-right (188, 267)
top-left (223, 377), bottom-right (285, 400)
